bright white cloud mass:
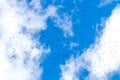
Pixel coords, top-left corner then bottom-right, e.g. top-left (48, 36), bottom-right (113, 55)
top-left (0, 0), bottom-right (49, 80)
top-left (60, 4), bottom-right (120, 80)
top-left (1, 0), bottom-right (120, 80)
top-left (0, 0), bottom-right (73, 80)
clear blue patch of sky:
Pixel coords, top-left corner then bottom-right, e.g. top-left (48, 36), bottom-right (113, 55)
top-left (108, 71), bottom-right (120, 80)
top-left (30, 0), bottom-right (120, 80)
top-left (26, 0), bottom-right (32, 3)
top-left (78, 68), bottom-right (89, 80)
top-left (40, 18), bottom-right (69, 80)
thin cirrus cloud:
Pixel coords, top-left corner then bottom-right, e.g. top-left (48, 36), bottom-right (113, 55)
top-left (60, 4), bottom-right (120, 80)
top-left (0, 0), bottom-right (73, 80)
top-left (54, 14), bottom-right (74, 37)
top-left (98, 0), bottom-right (119, 7)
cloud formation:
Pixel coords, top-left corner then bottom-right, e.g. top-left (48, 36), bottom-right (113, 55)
top-left (0, 0), bottom-right (54, 80)
top-left (55, 14), bottom-right (74, 37)
top-left (98, 0), bottom-right (118, 7)
top-left (0, 0), bottom-right (74, 80)
top-left (60, 4), bottom-right (120, 80)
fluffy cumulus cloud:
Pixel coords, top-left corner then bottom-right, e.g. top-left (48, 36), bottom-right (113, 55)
top-left (60, 56), bottom-right (86, 80)
top-left (0, 0), bottom-right (62, 80)
top-left (60, 4), bottom-right (120, 80)
top-left (0, 0), bottom-right (74, 80)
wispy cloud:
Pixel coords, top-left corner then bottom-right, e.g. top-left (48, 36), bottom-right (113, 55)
top-left (60, 4), bottom-right (120, 80)
top-left (54, 13), bottom-right (74, 37)
top-left (70, 42), bottom-right (79, 49)
top-left (98, 0), bottom-right (118, 7)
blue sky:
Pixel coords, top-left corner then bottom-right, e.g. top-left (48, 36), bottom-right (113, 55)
top-left (0, 0), bottom-right (120, 80)
top-left (39, 0), bottom-right (120, 80)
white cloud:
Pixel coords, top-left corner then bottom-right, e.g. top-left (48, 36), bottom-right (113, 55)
top-left (45, 5), bottom-right (74, 37)
top-left (98, 0), bottom-right (118, 7)
top-left (60, 57), bottom-right (78, 80)
top-left (99, 0), bottom-right (114, 7)
top-left (0, 0), bottom-right (54, 80)
top-left (54, 14), bottom-right (74, 37)
top-left (60, 56), bottom-right (82, 80)
top-left (0, 0), bottom-right (74, 79)
top-left (70, 42), bottom-right (79, 49)
top-left (60, 4), bottom-right (120, 80)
